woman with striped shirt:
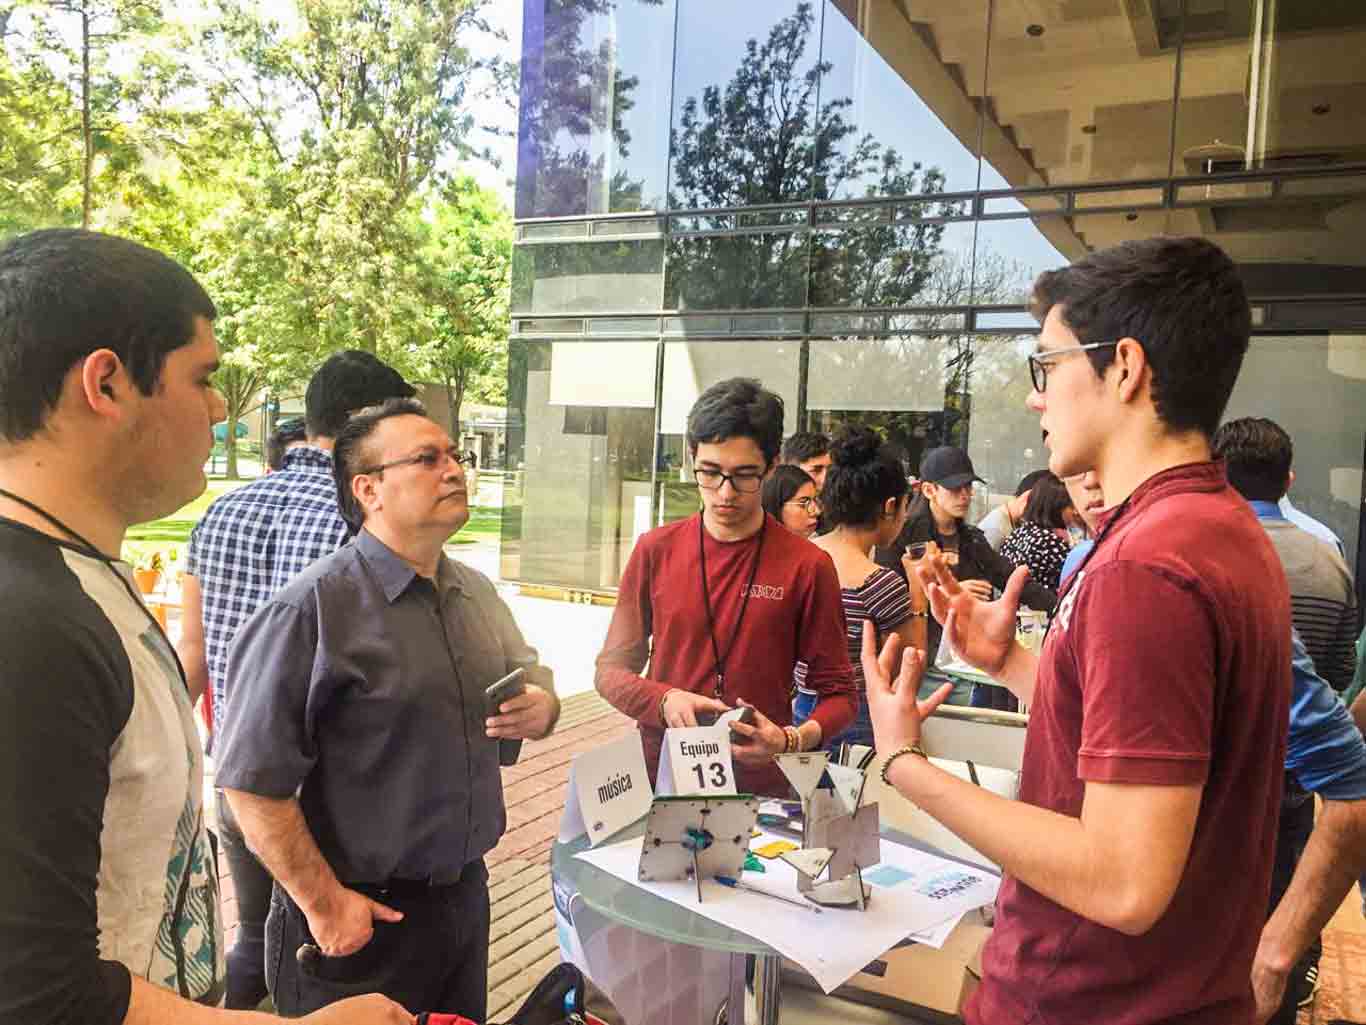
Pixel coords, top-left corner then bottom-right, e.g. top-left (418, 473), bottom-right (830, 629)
top-left (794, 426), bottom-right (926, 749)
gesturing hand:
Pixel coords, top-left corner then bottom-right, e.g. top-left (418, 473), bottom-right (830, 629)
top-left (861, 620), bottom-right (950, 754)
top-left (914, 553), bottom-right (1030, 676)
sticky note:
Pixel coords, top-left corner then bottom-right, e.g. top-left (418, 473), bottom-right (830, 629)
top-left (753, 839), bottom-right (799, 860)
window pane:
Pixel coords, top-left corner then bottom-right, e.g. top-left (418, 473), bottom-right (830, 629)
top-left (668, 0), bottom-right (822, 208)
top-left (657, 340), bottom-right (800, 522)
top-left (664, 233), bottom-right (809, 310)
top-left (501, 339), bottom-right (659, 589)
top-left (810, 219), bottom-right (975, 308)
top-left (807, 334), bottom-right (973, 474)
top-left (1173, 4), bottom-right (1366, 178)
top-left (978, 4), bottom-right (1177, 190)
top-left (814, 0), bottom-right (985, 200)
top-left (972, 211), bottom-right (1179, 305)
top-left (964, 334), bottom-right (1048, 515)
top-left (1223, 333), bottom-right (1366, 566)
top-left (511, 239), bottom-right (665, 314)
top-left (516, 0), bottom-right (678, 218)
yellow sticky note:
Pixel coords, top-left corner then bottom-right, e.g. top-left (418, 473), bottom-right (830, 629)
top-left (753, 839), bottom-right (799, 860)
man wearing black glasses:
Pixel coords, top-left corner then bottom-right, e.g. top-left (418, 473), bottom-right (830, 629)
top-left (596, 377), bottom-right (856, 796)
top-left (216, 399), bottom-right (558, 1018)
top-left (864, 237), bottom-right (1291, 1025)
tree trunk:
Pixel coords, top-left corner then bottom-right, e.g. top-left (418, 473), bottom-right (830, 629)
top-left (80, 7), bottom-right (92, 229)
top-left (224, 413), bottom-right (240, 480)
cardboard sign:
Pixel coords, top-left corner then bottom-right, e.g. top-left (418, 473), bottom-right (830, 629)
top-left (557, 732), bottom-right (653, 846)
top-left (656, 723), bottom-right (739, 796)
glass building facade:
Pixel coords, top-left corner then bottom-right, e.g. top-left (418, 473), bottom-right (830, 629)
top-left (505, 0), bottom-right (1366, 594)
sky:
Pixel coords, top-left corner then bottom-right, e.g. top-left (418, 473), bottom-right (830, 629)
top-left (461, 0), bottom-right (524, 207)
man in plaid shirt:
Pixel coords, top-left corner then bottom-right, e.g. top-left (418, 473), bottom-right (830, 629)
top-left (177, 349), bottom-right (414, 1010)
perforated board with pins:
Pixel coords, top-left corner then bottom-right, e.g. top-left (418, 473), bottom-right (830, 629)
top-left (637, 795), bottom-right (760, 884)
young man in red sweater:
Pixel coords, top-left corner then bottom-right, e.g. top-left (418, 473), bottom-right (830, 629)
top-left (595, 377), bottom-right (856, 796)
top-left (865, 237), bottom-right (1291, 1025)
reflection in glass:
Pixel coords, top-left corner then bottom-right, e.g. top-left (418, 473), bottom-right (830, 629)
top-left (965, 334), bottom-right (1048, 510)
top-left (977, 3), bottom-right (1176, 190)
top-left (516, 0), bottom-right (677, 218)
top-left (971, 211), bottom-right (1179, 305)
top-left (810, 219), bottom-right (975, 308)
top-left (1224, 333), bottom-right (1366, 566)
top-left (664, 233), bottom-right (809, 310)
top-left (668, 1), bottom-right (823, 208)
top-left (807, 334), bottom-right (973, 473)
top-left (814, 0), bottom-right (983, 199)
top-left (1173, 5), bottom-right (1366, 180)
top-left (657, 342), bottom-right (801, 523)
top-left (501, 339), bottom-right (659, 589)
top-left (511, 239), bottom-right (665, 313)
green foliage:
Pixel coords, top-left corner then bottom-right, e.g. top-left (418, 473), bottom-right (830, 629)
top-left (0, 0), bottom-right (517, 478)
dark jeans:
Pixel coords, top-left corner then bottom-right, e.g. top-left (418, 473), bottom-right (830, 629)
top-left (265, 861), bottom-right (490, 1020)
top-left (1266, 788), bottom-right (1320, 1025)
top-left (216, 790), bottom-right (273, 1010)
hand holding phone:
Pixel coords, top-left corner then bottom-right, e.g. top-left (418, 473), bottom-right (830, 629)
top-left (484, 667), bottom-right (527, 717)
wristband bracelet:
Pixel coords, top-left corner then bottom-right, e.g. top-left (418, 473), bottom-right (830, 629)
top-left (783, 725), bottom-right (800, 754)
top-left (908, 609), bottom-right (929, 619)
top-left (880, 742), bottom-right (928, 785)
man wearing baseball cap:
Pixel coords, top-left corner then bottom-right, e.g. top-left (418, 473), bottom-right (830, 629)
top-left (875, 446), bottom-right (1057, 677)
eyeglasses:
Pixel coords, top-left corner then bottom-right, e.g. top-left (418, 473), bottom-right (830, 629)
top-left (784, 496), bottom-right (821, 514)
top-left (359, 447), bottom-right (465, 477)
top-left (1027, 341), bottom-right (1118, 394)
top-left (694, 467), bottom-right (765, 493)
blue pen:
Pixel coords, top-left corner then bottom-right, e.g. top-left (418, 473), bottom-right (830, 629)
top-left (714, 875), bottom-right (822, 913)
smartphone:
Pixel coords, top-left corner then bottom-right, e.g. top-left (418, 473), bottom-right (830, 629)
top-left (484, 667), bottom-right (527, 717)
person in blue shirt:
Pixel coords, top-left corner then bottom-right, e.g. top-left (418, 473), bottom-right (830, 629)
top-left (1255, 630), bottom-right (1366, 1022)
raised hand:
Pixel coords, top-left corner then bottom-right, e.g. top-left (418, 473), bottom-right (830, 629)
top-left (861, 620), bottom-right (950, 753)
top-left (915, 553), bottom-right (1030, 676)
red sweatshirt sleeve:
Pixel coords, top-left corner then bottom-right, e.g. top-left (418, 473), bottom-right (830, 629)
top-left (594, 540), bottom-right (672, 727)
top-left (795, 554), bottom-right (857, 741)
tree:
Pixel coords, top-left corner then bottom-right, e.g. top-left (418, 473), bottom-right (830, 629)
top-left (200, 0), bottom-right (511, 358)
top-left (664, 2), bottom-right (964, 311)
top-left (416, 175), bottom-right (512, 434)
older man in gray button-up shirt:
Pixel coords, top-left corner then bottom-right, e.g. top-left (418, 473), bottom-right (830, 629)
top-left (216, 399), bottom-right (558, 1020)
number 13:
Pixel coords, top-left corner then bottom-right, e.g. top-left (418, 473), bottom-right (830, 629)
top-left (691, 761), bottom-right (728, 788)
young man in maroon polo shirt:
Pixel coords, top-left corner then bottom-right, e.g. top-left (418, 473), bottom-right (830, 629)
top-left (595, 377), bottom-right (856, 796)
top-left (863, 236), bottom-right (1291, 1025)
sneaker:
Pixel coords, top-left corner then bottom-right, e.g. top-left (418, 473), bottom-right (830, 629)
top-left (1297, 961), bottom-right (1320, 1007)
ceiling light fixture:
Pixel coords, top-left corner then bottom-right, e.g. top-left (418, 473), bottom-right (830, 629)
top-left (1026, 23), bottom-right (1045, 37)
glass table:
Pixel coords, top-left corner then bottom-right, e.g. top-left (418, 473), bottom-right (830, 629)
top-left (553, 818), bottom-right (978, 1025)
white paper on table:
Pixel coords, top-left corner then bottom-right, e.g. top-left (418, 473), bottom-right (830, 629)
top-left (905, 909), bottom-right (965, 949)
top-left (575, 832), bottom-right (999, 994)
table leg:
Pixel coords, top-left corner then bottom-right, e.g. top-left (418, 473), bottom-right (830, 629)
top-left (727, 952), bottom-right (782, 1025)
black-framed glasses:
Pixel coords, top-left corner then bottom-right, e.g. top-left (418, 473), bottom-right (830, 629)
top-left (694, 466), bottom-right (765, 493)
top-left (359, 447), bottom-right (465, 476)
top-left (784, 496), bottom-right (821, 513)
top-left (1028, 341), bottom-right (1118, 393)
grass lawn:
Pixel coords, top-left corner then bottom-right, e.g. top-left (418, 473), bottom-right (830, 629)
top-left (121, 476), bottom-right (511, 562)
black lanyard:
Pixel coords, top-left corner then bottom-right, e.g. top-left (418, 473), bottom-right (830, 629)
top-left (698, 514), bottom-right (766, 699)
top-left (0, 487), bottom-right (189, 687)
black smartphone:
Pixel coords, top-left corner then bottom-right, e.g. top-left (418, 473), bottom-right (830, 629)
top-left (484, 667), bottom-right (527, 717)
